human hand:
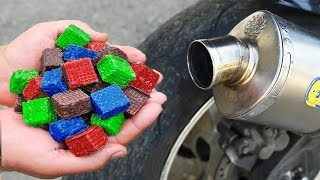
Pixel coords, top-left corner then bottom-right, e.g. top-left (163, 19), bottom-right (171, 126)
top-left (0, 20), bottom-right (167, 178)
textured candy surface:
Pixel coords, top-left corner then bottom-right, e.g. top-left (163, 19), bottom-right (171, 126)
top-left (81, 111), bottom-right (93, 122)
top-left (22, 77), bottom-right (44, 100)
top-left (93, 44), bottom-right (128, 66)
top-left (81, 77), bottom-right (108, 94)
top-left (63, 45), bottom-right (99, 61)
top-left (86, 41), bottom-right (105, 52)
top-left (14, 95), bottom-right (26, 113)
top-left (90, 113), bottom-right (125, 135)
top-left (10, 70), bottom-right (39, 94)
top-left (55, 24), bottom-right (91, 49)
top-left (123, 86), bottom-right (150, 116)
top-left (40, 68), bottom-right (68, 96)
top-left (22, 97), bottom-right (57, 127)
top-left (49, 117), bottom-right (87, 141)
top-left (42, 48), bottom-right (63, 72)
top-left (65, 126), bottom-right (107, 157)
top-left (52, 89), bottom-right (92, 119)
top-left (97, 54), bottom-right (136, 88)
top-left (63, 58), bottom-right (98, 89)
top-left (129, 63), bottom-right (160, 94)
top-left (90, 84), bottom-right (130, 119)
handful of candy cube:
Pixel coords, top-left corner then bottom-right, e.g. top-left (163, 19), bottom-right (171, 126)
top-left (9, 24), bottom-right (160, 157)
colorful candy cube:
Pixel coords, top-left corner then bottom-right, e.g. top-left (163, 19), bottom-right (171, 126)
top-left (97, 54), bottom-right (136, 88)
top-left (129, 63), bottom-right (160, 94)
top-left (65, 126), bottom-right (107, 157)
top-left (90, 113), bottom-right (125, 136)
top-left (40, 68), bottom-right (68, 96)
top-left (22, 77), bottom-right (45, 100)
top-left (9, 70), bottom-right (39, 94)
top-left (123, 86), bottom-right (150, 116)
top-left (63, 45), bottom-right (99, 61)
top-left (52, 89), bottom-right (92, 119)
top-left (63, 58), bottom-right (98, 89)
top-left (55, 24), bottom-right (91, 49)
top-left (42, 48), bottom-right (63, 72)
top-left (49, 117), bottom-right (87, 141)
top-left (90, 84), bottom-right (130, 119)
top-left (22, 97), bottom-right (57, 127)
top-left (86, 41), bottom-right (106, 52)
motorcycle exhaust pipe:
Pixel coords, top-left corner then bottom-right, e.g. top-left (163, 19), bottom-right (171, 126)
top-left (187, 10), bottom-right (320, 134)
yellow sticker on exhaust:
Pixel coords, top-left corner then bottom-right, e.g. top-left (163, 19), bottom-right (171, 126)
top-left (306, 77), bottom-right (320, 109)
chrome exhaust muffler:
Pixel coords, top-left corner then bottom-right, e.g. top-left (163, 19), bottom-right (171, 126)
top-left (187, 10), bottom-right (320, 134)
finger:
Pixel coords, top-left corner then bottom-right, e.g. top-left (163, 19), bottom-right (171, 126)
top-left (51, 143), bottom-right (126, 176)
top-left (147, 92), bottom-right (167, 104)
top-left (0, 82), bottom-right (16, 107)
top-left (112, 45), bottom-right (146, 63)
top-left (108, 102), bottom-right (163, 145)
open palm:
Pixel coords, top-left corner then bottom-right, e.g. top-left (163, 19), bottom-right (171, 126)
top-left (0, 20), bottom-right (166, 178)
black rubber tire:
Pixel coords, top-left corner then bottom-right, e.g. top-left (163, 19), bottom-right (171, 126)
top-left (63, 1), bottom-right (320, 180)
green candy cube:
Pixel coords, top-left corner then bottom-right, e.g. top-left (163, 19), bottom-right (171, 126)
top-left (22, 97), bottom-right (57, 127)
top-left (9, 70), bottom-right (38, 94)
top-left (97, 54), bottom-right (136, 88)
top-left (55, 24), bottom-right (91, 49)
top-left (90, 113), bottom-right (125, 136)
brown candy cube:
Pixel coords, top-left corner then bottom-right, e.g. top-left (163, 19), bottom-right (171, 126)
top-left (123, 86), bottom-right (150, 116)
top-left (52, 89), bottom-right (92, 119)
top-left (14, 95), bottom-right (27, 114)
top-left (42, 48), bottom-right (64, 72)
top-left (81, 76), bottom-right (108, 94)
top-left (92, 44), bottom-right (128, 66)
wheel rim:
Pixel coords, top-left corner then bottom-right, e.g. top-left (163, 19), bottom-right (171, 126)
top-left (161, 98), bottom-right (251, 180)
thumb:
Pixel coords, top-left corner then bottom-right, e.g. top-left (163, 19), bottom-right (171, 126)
top-left (52, 143), bottom-right (127, 176)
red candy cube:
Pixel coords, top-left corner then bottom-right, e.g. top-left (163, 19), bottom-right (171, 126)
top-left (86, 41), bottom-right (106, 52)
top-left (22, 77), bottom-right (44, 100)
top-left (63, 58), bottom-right (98, 89)
top-left (129, 63), bottom-right (160, 94)
top-left (65, 126), bottom-right (107, 157)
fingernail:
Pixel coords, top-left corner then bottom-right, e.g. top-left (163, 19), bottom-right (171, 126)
top-left (111, 151), bottom-right (126, 159)
top-left (152, 69), bottom-right (161, 74)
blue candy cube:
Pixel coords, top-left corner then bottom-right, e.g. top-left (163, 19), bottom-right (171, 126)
top-left (49, 117), bottom-right (87, 141)
top-left (90, 84), bottom-right (130, 119)
top-left (40, 68), bottom-right (68, 96)
top-left (63, 44), bottom-right (99, 60)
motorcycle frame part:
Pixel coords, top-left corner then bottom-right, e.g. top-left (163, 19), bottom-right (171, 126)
top-left (218, 119), bottom-right (290, 171)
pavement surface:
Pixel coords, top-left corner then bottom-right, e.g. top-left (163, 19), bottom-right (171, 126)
top-left (0, 0), bottom-right (197, 46)
top-left (0, 0), bottom-right (198, 179)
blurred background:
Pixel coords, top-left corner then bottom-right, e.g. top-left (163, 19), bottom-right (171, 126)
top-left (0, 0), bottom-right (197, 179)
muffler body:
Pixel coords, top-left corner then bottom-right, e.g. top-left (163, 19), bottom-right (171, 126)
top-left (187, 11), bottom-right (320, 134)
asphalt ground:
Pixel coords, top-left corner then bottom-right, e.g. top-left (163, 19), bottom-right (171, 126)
top-left (0, 0), bottom-right (198, 179)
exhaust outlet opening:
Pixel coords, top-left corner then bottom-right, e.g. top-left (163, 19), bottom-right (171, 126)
top-left (187, 41), bottom-right (214, 90)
